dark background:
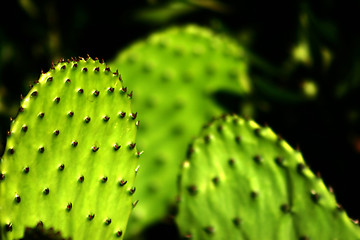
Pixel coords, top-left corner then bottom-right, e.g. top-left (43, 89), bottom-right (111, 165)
top-left (1, 0), bottom-right (359, 228)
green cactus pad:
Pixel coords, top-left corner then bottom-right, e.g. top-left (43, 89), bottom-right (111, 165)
top-left (0, 57), bottom-right (140, 240)
top-left (176, 114), bottom-right (360, 239)
top-left (110, 25), bottom-right (251, 235)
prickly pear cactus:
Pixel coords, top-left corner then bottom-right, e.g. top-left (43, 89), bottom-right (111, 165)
top-left (0, 57), bottom-right (140, 240)
top-left (176, 114), bottom-right (360, 239)
top-left (110, 25), bottom-right (251, 235)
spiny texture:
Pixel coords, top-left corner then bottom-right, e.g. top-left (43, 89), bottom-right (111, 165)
top-left (176, 114), bottom-right (360, 239)
top-left (110, 25), bottom-right (251, 235)
top-left (0, 57), bottom-right (140, 240)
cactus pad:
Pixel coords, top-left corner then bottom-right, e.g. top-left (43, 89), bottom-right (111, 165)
top-left (176, 114), bottom-right (360, 239)
top-left (0, 57), bottom-right (140, 240)
top-left (110, 25), bottom-right (251, 235)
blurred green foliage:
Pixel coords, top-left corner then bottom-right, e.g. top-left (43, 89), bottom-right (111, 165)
top-left (1, 0), bottom-right (360, 238)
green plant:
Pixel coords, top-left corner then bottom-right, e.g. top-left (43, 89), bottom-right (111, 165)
top-left (0, 23), bottom-right (359, 240)
top-left (110, 24), bottom-right (251, 237)
top-left (0, 57), bottom-right (140, 240)
top-left (176, 114), bottom-right (360, 239)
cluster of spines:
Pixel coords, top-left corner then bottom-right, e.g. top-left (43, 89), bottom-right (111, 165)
top-left (2, 156), bottom-right (139, 232)
top-left (6, 127), bottom-right (139, 154)
top-left (33, 55), bottom-right (135, 101)
top-left (5, 90), bottom-right (140, 159)
top-left (46, 55), bottom-right (105, 72)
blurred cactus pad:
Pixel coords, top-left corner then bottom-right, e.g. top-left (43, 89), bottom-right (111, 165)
top-left (110, 24), bottom-right (251, 236)
top-left (0, 57), bottom-right (140, 240)
top-left (176, 114), bottom-right (360, 239)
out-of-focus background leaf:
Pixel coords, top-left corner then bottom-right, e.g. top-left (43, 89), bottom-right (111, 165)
top-left (1, 0), bottom-right (360, 238)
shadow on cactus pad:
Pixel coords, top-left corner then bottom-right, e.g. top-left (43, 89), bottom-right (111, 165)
top-left (20, 224), bottom-right (71, 240)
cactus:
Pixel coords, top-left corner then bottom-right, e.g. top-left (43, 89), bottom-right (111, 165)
top-left (0, 56), bottom-right (140, 240)
top-left (110, 24), bottom-right (251, 235)
top-left (176, 114), bottom-right (360, 239)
